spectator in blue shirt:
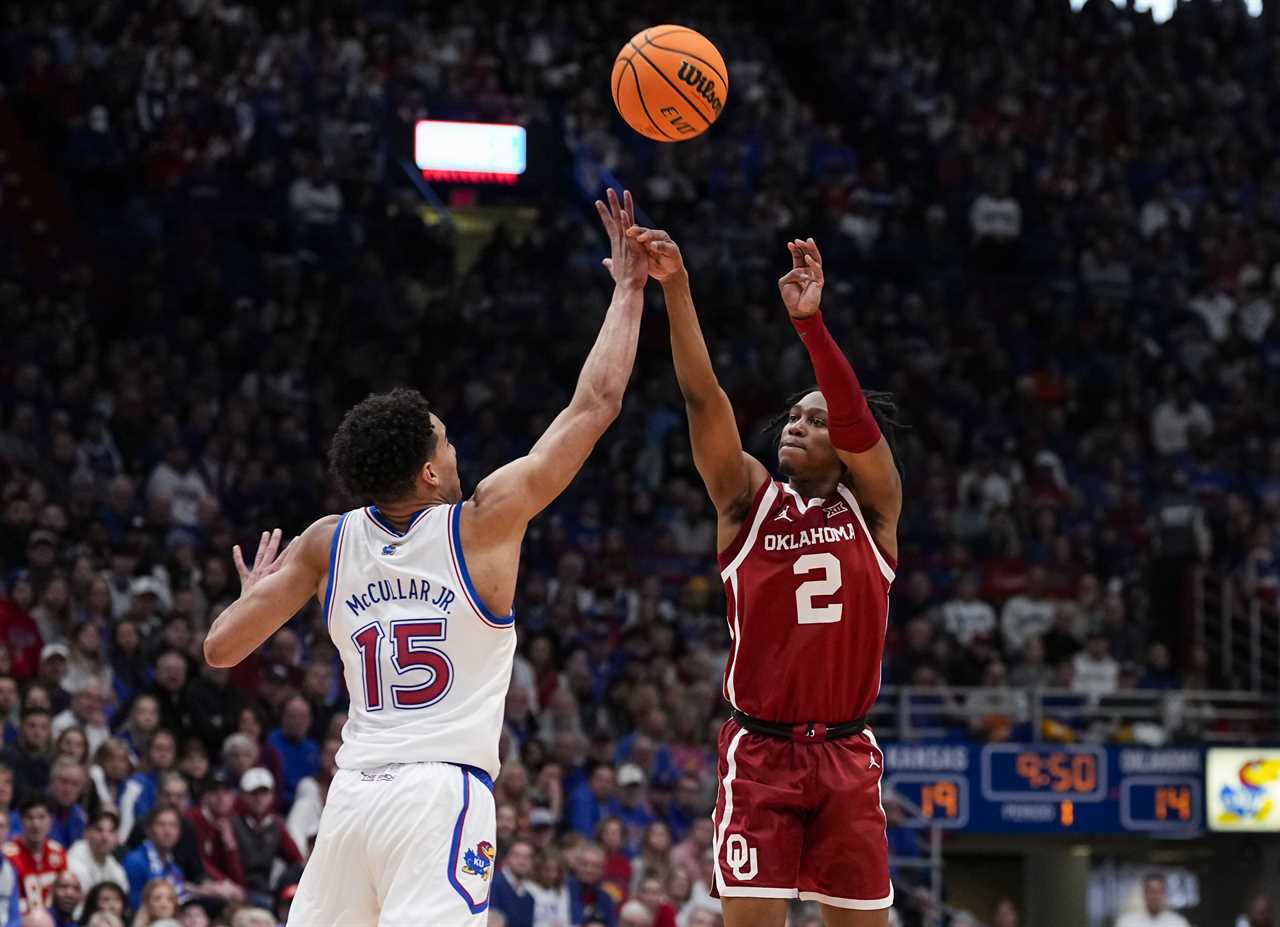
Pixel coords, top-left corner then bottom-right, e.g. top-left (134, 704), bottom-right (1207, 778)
top-left (567, 764), bottom-right (623, 838)
top-left (46, 758), bottom-right (88, 849)
top-left (490, 838), bottom-right (535, 927)
top-left (123, 807), bottom-right (187, 908)
top-left (266, 697), bottom-right (318, 808)
top-left (567, 843), bottom-right (616, 927)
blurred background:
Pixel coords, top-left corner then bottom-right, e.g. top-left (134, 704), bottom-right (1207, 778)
top-left (2, 1), bottom-right (1280, 925)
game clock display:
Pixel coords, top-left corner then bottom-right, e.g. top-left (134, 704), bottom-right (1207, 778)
top-left (883, 743), bottom-right (1204, 834)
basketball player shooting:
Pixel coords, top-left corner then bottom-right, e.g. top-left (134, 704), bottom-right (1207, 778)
top-left (629, 223), bottom-right (901, 925)
top-left (203, 189), bottom-right (650, 927)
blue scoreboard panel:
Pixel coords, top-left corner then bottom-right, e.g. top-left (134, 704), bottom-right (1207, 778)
top-left (882, 743), bottom-right (1204, 834)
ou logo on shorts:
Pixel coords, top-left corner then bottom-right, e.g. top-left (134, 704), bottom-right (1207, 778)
top-left (725, 834), bottom-right (759, 881)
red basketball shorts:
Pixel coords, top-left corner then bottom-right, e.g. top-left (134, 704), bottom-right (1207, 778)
top-left (711, 717), bottom-right (893, 910)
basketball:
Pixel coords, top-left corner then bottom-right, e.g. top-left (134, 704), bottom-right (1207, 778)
top-left (611, 25), bottom-right (729, 142)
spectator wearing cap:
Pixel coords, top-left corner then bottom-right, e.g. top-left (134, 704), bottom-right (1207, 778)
top-left (184, 770), bottom-right (245, 902)
top-left (45, 757), bottom-right (88, 848)
top-left (284, 737), bottom-right (337, 859)
top-left (613, 763), bottom-right (653, 851)
top-left (230, 768), bottom-right (302, 908)
top-left (265, 697), bottom-right (318, 808)
top-left (527, 806), bottom-right (559, 850)
top-left (23, 531), bottom-right (58, 591)
top-left (66, 811), bottom-right (128, 894)
top-left (490, 837), bottom-right (535, 927)
top-left (567, 764), bottom-right (624, 838)
top-left (35, 647), bottom-right (71, 715)
top-left (1, 709), bottom-right (53, 798)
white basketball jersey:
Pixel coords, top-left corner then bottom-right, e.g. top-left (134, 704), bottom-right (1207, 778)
top-left (324, 503), bottom-right (515, 779)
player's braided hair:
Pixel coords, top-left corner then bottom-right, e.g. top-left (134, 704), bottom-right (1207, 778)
top-left (764, 385), bottom-right (905, 475)
top-left (328, 388), bottom-right (437, 504)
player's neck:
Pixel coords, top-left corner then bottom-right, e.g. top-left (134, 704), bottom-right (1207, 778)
top-left (785, 474), bottom-right (840, 502)
top-left (373, 495), bottom-right (448, 530)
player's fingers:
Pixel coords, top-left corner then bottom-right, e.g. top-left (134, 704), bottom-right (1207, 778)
top-left (253, 530), bottom-right (268, 567)
top-left (602, 257), bottom-right (613, 272)
top-left (778, 268), bottom-right (810, 287)
top-left (595, 200), bottom-right (614, 235)
top-left (267, 527), bottom-right (283, 561)
top-left (623, 189), bottom-right (635, 226)
top-left (789, 240), bottom-right (805, 269)
top-left (654, 241), bottom-right (678, 255)
top-left (804, 253), bottom-right (824, 282)
top-left (606, 187), bottom-right (621, 224)
top-left (232, 545), bottom-right (247, 578)
top-left (807, 237), bottom-right (824, 264)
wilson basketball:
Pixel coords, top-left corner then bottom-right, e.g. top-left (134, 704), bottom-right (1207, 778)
top-left (611, 25), bottom-right (729, 142)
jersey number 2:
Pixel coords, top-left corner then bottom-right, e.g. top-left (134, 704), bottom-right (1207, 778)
top-left (794, 553), bottom-right (843, 624)
top-left (352, 618), bottom-right (453, 711)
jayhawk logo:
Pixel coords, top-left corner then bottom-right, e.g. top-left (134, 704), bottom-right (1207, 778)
top-left (1218, 758), bottom-right (1280, 824)
top-left (462, 841), bottom-right (496, 879)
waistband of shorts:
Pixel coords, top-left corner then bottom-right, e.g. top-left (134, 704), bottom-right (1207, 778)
top-left (343, 761), bottom-right (495, 792)
top-left (730, 708), bottom-right (867, 743)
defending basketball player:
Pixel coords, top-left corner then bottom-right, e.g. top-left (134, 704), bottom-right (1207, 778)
top-left (629, 223), bottom-right (901, 925)
top-left (202, 189), bottom-right (650, 927)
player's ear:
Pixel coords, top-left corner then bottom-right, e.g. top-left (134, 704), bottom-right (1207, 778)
top-left (420, 459), bottom-right (439, 488)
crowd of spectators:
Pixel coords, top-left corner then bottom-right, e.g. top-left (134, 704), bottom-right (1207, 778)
top-left (1, 0), bottom-right (1279, 925)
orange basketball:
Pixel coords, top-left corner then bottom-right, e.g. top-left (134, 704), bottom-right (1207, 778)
top-left (611, 25), bottom-right (729, 142)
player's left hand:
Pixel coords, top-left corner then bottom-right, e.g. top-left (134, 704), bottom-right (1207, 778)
top-left (625, 225), bottom-right (686, 283)
top-left (233, 528), bottom-right (286, 596)
top-left (778, 237), bottom-right (825, 319)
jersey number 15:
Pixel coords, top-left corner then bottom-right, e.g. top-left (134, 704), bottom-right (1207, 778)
top-left (352, 618), bottom-right (453, 711)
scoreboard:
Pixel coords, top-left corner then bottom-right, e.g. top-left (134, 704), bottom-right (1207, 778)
top-left (883, 743), bottom-right (1204, 834)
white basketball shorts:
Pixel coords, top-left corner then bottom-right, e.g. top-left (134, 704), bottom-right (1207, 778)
top-left (286, 761), bottom-right (496, 927)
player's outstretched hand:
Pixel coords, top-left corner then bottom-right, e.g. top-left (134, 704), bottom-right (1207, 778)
top-left (596, 188), bottom-right (649, 290)
top-left (233, 528), bottom-right (286, 596)
top-left (778, 237), bottom-right (825, 319)
top-left (625, 225), bottom-right (686, 283)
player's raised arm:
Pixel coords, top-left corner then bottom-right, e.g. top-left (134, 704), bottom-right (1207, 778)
top-left (779, 238), bottom-right (902, 551)
top-left (627, 225), bottom-right (769, 525)
top-left (204, 519), bottom-right (333, 667)
top-left (462, 189), bottom-right (648, 539)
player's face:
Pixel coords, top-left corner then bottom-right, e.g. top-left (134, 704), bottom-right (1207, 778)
top-left (428, 414), bottom-right (463, 503)
top-left (778, 391), bottom-right (843, 481)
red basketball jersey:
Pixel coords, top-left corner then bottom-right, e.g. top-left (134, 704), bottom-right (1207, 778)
top-left (717, 478), bottom-right (895, 723)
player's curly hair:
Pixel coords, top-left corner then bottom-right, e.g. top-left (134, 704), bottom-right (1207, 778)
top-left (328, 388), bottom-right (437, 504)
top-left (765, 385), bottom-right (906, 475)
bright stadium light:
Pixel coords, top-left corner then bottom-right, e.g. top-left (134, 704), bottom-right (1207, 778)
top-left (1069, 0), bottom-right (1262, 21)
top-left (414, 120), bottom-right (527, 185)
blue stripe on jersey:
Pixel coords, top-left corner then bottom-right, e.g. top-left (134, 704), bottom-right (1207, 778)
top-left (322, 512), bottom-right (349, 627)
top-left (367, 505), bottom-right (430, 538)
top-left (446, 769), bottom-right (490, 913)
top-left (449, 504), bottom-right (515, 626)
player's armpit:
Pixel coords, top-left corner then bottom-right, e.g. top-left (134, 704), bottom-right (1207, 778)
top-left (203, 515), bottom-right (335, 668)
top-left (835, 439), bottom-right (902, 556)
